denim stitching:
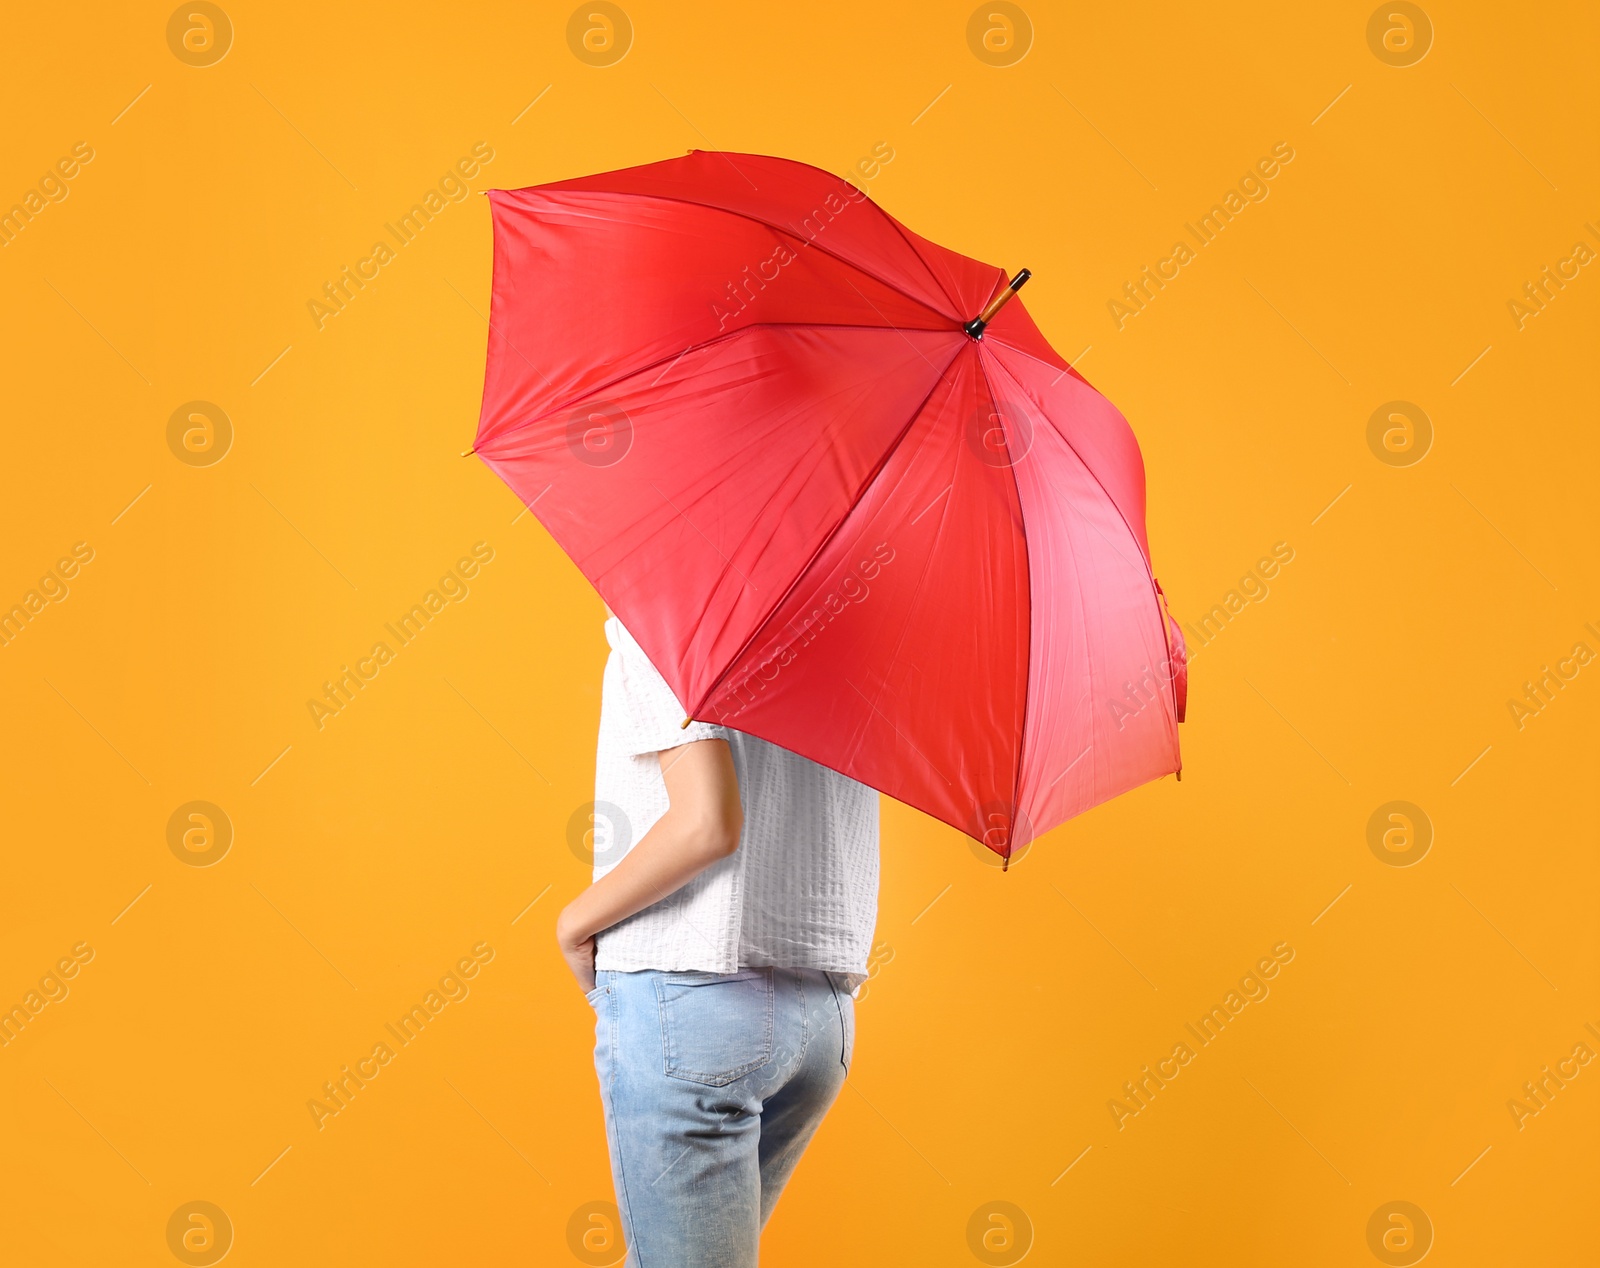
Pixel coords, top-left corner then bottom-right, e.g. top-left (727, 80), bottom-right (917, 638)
top-left (833, 972), bottom-right (852, 1070)
top-left (794, 968), bottom-right (811, 1065)
top-left (598, 979), bottom-right (644, 1267)
top-left (656, 970), bottom-right (774, 1085)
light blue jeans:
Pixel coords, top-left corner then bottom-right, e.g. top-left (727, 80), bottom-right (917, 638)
top-left (586, 966), bottom-right (855, 1266)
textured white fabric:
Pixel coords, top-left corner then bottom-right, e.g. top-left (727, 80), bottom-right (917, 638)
top-left (591, 617), bottom-right (880, 993)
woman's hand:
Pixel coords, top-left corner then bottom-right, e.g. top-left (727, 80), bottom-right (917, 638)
top-left (556, 907), bottom-right (597, 994)
top-left (554, 738), bottom-right (742, 998)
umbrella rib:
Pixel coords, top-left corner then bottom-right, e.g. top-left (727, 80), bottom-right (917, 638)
top-left (875, 215), bottom-right (964, 316)
top-left (984, 348), bottom-right (1181, 760)
top-left (484, 321), bottom-right (955, 449)
top-left (979, 357), bottom-right (1107, 816)
top-left (516, 186), bottom-right (958, 325)
top-left (833, 364), bottom-right (974, 785)
top-left (668, 181), bottom-right (962, 319)
top-left (973, 353), bottom-right (1033, 852)
top-left (684, 340), bottom-right (971, 720)
top-left (838, 414), bottom-right (968, 785)
top-left (983, 348), bottom-right (1154, 587)
top-left (838, 276), bottom-right (946, 375)
top-left (714, 148), bottom-right (962, 314)
top-left (984, 331), bottom-right (1075, 378)
top-left (668, 331), bottom-right (953, 678)
top-left (479, 322), bottom-right (751, 450)
top-left (985, 353), bottom-right (1154, 594)
top-left (697, 149), bottom-right (965, 314)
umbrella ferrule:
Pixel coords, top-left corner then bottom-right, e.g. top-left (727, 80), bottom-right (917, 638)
top-left (963, 268), bottom-right (1032, 339)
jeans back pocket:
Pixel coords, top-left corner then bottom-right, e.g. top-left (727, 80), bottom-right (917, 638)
top-left (654, 970), bottom-right (775, 1086)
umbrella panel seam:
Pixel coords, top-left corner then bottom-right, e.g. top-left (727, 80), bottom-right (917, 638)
top-left (479, 321), bottom-right (957, 452)
top-left (685, 340), bottom-right (971, 722)
top-left (496, 185), bottom-right (957, 330)
top-left (973, 352), bottom-right (1033, 858)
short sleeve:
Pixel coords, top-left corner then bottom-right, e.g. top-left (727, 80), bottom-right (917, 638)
top-left (607, 618), bottom-right (733, 757)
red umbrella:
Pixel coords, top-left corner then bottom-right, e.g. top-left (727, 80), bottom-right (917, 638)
top-left (471, 150), bottom-right (1185, 863)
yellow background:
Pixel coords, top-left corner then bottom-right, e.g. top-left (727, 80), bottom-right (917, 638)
top-left (2, 1), bottom-right (1595, 1263)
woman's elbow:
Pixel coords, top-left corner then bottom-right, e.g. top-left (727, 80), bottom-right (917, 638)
top-left (686, 807), bottom-right (742, 861)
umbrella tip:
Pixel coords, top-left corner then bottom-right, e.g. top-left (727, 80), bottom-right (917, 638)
top-left (963, 268), bottom-right (1032, 339)
top-left (460, 447), bottom-right (476, 458)
top-left (680, 716), bottom-right (691, 729)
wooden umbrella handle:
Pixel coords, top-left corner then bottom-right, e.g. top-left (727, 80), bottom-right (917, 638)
top-left (963, 268), bottom-right (1032, 338)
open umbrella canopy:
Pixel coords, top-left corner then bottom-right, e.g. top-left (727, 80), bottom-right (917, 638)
top-left (472, 150), bottom-right (1184, 860)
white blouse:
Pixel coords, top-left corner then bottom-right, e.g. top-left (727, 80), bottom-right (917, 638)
top-left (590, 617), bottom-right (881, 993)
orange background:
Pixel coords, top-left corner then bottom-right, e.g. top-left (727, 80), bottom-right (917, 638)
top-left (2, 2), bottom-right (1595, 1264)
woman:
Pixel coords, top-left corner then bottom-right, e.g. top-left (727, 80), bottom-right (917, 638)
top-left (556, 604), bottom-right (880, 1265)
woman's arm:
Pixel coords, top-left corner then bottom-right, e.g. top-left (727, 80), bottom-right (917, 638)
top-left (555, 737), bottom-right (743, 992)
